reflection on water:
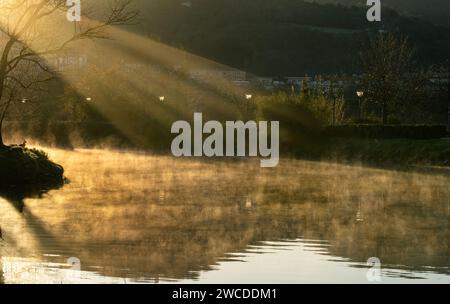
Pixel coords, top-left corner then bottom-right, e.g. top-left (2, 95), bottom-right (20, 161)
top-left (0, 148), bottom-right (449, 284)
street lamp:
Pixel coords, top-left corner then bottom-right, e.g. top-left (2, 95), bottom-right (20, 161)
top-left (159, 96), bottom-right (165, 102)
top-left (86, 97), bottom-right (92, 102)
top-left (356, 91), bottom-right (364, 121)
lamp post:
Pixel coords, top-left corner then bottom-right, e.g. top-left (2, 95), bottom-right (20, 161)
top-left (447, 105), bottom-right (450, 134)
top-left (245, 94), bottom-right (253, 117)
top-left (447, 79), bottom-right (450, 134)
top-left (356, 91), bottom-right (364, 121)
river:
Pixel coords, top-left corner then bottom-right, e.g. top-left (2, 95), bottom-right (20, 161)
top-left (0, 148), bottom-right (449, 283)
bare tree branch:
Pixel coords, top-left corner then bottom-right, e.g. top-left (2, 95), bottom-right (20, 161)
top-left (0, 0), bottom-right (137, 146)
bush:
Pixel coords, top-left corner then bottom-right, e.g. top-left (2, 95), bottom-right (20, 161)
top-left (0, 146), bottom-right (64, 187)
top-left (324, 124), bottom-right (448, 139)
top-left (324, 138), bottom-right (450, 167)
top-left (255, 93), bottom-right (326, 153)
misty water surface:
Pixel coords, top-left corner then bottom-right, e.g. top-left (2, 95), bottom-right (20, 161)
top-left (0, 148), bottom-right (449, 283)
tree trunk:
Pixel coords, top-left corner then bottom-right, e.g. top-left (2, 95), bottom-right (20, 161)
top-left (0, 127), bottom-right (4, 148)
top-left (0, 98), bottom-right (12, 149)
top-left (0, 107), bottom-right (6, 148)
top-left (0, 40), bottom-right (17, 149)
top-left (0, 109), bottom-right (6, 148)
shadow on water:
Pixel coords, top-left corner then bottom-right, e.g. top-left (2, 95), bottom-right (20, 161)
top-left (0, 182), bottom-right (64, 214)
top-left (0, 180), bottom-right (70, 280)
top-left (0, 180), bottom-right (72, 284)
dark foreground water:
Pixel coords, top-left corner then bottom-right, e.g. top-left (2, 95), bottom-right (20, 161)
top-left (0, 149), bottom-right (449, 283)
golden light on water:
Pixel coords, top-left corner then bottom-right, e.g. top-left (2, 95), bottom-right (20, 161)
top-left (1, 148), bottom-right (449, 283)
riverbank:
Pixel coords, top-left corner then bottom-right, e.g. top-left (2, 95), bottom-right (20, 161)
top-left (319, 138), bottom-right (450, 167)
top-left (0, 146), bottom-right (64, 188)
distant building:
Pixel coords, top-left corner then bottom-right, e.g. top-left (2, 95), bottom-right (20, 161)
top-left (48, 53), bottom-right (88, 72)
top-left (250, 76), bottom-right (273, 89)
top-left (189, 69), bottom-right (247, 82)
top-left (285, 76), bottom-right (310, 85)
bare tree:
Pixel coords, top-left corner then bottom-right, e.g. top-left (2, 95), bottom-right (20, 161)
top-left (0, 0), bottom-right (137, 148)
top-left (359, 33), bottom-right (427, 124)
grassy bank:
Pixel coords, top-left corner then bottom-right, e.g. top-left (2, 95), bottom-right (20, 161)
top-left (0, 146), bottom-right (64, 188)
top-left (320, 138), bottom-right (450, 167)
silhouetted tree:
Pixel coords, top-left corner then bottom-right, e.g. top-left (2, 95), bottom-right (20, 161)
top-left (359, 33), bottom-right (428, 124)
top-left (0, 0), bottom-right (137, 147)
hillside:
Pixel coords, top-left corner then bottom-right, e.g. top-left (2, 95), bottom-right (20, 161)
top-left (314, 0), bottom-right (450, 28)
top-left (132, 0), bottom-right (450, 76)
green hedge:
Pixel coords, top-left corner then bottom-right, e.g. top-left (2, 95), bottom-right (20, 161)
top-left (324, 125), bottom-right (448, 139)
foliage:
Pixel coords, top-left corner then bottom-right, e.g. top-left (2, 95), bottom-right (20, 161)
top-left (359, 33), bottom-right (431, 124)
top-left (324, 124), bottom-right (448, 139)
top-left (324, 138), bottom-right (450, 166)
top-left (255, 91), bottom-right (345, 126)
top-left (254, 92), bottom-right (341, 154)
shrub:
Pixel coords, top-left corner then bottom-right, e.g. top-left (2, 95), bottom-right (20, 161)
top-left (0, 146), bottom-right (63, 187)
top-left (324, 124), bottom-right (448, 139)
top-left (255, 93), bottom-right (328, 154)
